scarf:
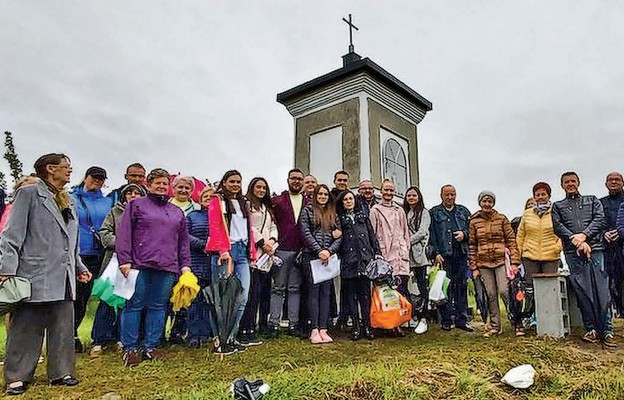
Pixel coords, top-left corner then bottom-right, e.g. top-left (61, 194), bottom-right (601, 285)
top-left (44, 179), bottom-right (71, 223)
top-left (533, 201), bottom-right (551, 218)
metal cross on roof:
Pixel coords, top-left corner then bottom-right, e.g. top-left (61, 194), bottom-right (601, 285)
top-left (342, 14), bottom-right (359, 53)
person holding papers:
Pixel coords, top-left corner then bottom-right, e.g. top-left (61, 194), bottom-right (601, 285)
top-left (299, 184), bottom-right (342, 344)
top-left (239, 177), bottom-right (278, 347)
top-left (116, 168), bottom-right (191, 367)
top-left (337, 190), bottom-right (381, 341)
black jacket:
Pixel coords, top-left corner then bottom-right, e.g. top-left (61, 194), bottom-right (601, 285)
top-left (338, 211), bottom-right (381, 278)
top-left (552, 193), bottom-right (607, 253)
top-left (298, 204), bottom-right (342, 256)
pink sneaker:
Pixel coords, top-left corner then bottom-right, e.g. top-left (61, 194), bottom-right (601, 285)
top-left (319, 329), bottom-right (333, 343)
top-left (310, 329), bottom-right (323, 344)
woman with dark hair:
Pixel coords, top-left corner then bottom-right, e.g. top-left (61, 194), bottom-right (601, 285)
top-left (402, 186), bottom-right (431, 334)
top-left (90, 183), bottom-right (146, 358)
top-left (205, 170), bottom-right (256, 356)
top-left (116, 168), bottom-right (191, 366)
top-left (337, 190), bottom-right (379, 340)
top-left (516, 182), bottom-right (562, 334)
top-left (70, 166), bottom-right (113, 352)
top-left (238, 177), bottom-right (278, 346)
top-left (299, 184), bottom-right (342, 344)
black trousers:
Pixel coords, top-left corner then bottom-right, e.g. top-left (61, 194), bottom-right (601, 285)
top-left (74, 254), bottom-right (103, 336)
top-left (342, 276), bottom-right (372, 326)
top-left (605, 244), bottom-right (624, 316)
top-left (303, 256), bottom-right (332, 330)
top-left (241, 268), bottom-right (271, 332)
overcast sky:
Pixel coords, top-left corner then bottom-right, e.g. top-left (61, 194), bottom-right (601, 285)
top-left (1, 1), bottom-right (623, 217)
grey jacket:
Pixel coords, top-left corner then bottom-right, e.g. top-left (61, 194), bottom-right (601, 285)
top-left (98, 201), bottom-right (125, 275)
top-left (408, 208), bottom-right (431, 268)
top-left (0, 180), bottom-right (87, 302)
top-left (552, 193), bottom-right (607, 253)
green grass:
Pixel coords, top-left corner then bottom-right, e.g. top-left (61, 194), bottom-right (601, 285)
top-left (2, 304), bottom-right (624, 399)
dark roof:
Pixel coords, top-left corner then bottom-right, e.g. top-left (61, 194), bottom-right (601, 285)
top-left (276, 56), bottom-right (432, 112)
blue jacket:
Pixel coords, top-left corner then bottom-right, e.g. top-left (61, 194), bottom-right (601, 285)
top-left (186, 208), bottom-right (211, 279)
top-left (71, 186), bottom-right (113, 256)
top-left (428, 204), bottom-right (471, 258)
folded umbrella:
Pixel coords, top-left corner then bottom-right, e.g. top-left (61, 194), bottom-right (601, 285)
top-left (203, 259), bottom-right (244, 349)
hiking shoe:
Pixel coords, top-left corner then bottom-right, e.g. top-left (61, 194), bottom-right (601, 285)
top-left (265, 325), bottom-right (280, 339)
top-left (89, 345), bottom-right (103, 359)
top-left (231, 341), bottom-right (247, 352)
top-left (237, 330), bottom-right (251, 347)
top-left (483, 329), bottom-right (501, 338)
top-left (214, 343), bottom-right (237, 356)
top-left (602, 333), bottom-right (617, 348)
top-left (246, 331), bottom-right (263, 346)
top-left (515, 328), bottom-right (526, 337)
top-left (122, 350), bottom-right (142, 367)
top-left (414, 318), bottom-right (428, 335)
top-left (441, 324), bottom-right (452, 332)
top-left (582, 330), bottom-right (599, 344)
top-left (186, 338), bottom-right (201, 349)
top-left (286, 325), bottom-right (300, 338)
top-left (143, 348), bottom-right (166, 361)
top-left (456, 323), bottom-right (475, 333)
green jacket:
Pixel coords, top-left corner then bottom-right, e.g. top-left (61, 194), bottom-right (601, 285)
top-left (98, 201), bottom-right (125, 275)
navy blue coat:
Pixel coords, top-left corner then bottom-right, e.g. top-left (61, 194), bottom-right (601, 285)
top-left (429, 204), bottom-right (471, 258)
top-left (338, 211), bottom-right (381, 278)
top-left (186, 208), bottom-right (211, 279)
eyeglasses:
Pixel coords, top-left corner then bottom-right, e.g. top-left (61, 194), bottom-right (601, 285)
top-left (289, 176), bottom-right (304, 181)
top-left (127, 174), bottom-right (145, 178)
top-left (52, 163), bottom-right (71, 169)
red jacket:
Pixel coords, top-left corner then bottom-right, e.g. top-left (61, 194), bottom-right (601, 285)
top-left (271, 191), bottom-right (310, 251)
top-left (205, 196), bottom-right (257, 261)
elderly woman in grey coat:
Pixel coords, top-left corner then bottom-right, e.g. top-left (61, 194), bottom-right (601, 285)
top-left (0, 153), bottom-right (91, 396)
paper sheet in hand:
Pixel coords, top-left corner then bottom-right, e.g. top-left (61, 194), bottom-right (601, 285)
top-left (310, 254), bottom-right (340, 284)
top-left (114, 269), bottom-right (139, 300)
top-left (256, 242), bottom-right (279, 272)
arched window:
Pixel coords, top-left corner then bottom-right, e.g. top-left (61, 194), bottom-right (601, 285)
top-left (383, 138), bottom-right (408, 196)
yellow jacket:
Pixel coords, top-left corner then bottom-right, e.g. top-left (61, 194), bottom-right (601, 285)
top-left (516, 207), bottom-right (562, 262)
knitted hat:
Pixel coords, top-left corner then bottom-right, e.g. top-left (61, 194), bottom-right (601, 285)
top-left (478, 190), bottom-right (496, 205)
top-left (120, 183), bottom-right (146, 201)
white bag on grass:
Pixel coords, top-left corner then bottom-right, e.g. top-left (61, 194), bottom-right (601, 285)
top-left (501, 364), bottom-right (536, 389)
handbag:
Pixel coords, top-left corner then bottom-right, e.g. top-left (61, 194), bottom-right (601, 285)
top-left (0, 276), bottom-right (32, 315)
top-left (77, 194), bottom-right (104, 254)
top-left (370, 283), bottom-right (412, 329)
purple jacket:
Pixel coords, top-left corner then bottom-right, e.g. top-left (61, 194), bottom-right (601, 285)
top-left (271, 191), bottom-right (310, 251)
top-left (116, 194), bottom-right (191, 274)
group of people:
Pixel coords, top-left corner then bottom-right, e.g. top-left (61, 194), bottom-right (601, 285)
top-left (1, 153), bottom-right (624, 396)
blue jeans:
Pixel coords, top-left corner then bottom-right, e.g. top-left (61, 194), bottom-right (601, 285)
top-left (187, 278), bottom-right (214, 341)
top-left (120, 269), bottom-right (176, 351)
top-left (438, 253), bottom-right (469, 327)
top-left (210, 241), bottom-right (251, 342)
top-left (91, 301), bottom-right (119, 346)
top-left (565, 251), bottom-right (613, 335)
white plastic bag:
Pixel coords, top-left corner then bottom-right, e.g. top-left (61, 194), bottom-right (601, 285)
top-left (428, 269), bottom-right (447, 303)
top-left (501, 364), bottom-right (535, 389)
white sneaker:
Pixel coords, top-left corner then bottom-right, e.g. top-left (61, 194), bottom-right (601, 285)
top-left (414, 318), bottom-right (428, 334)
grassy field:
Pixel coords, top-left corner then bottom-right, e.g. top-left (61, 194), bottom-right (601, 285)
top-left (1, 306), bottom-right (624, 400)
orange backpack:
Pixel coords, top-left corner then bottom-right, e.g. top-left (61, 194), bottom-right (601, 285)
top-left (370, 283), bottom-right (412, 329)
